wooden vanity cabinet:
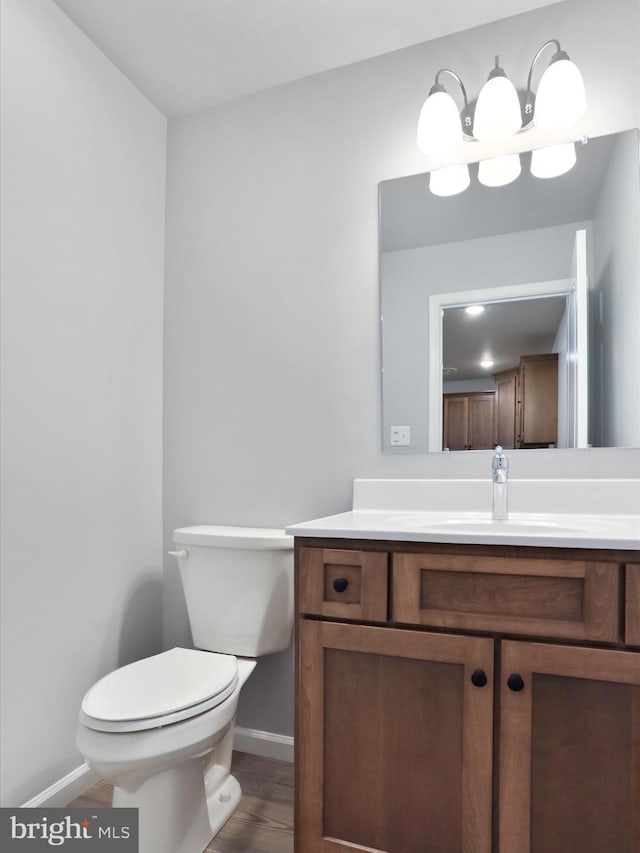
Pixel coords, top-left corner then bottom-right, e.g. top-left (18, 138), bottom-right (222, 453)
top-left (627, 563), bottom-right (640, 646)
top-left (295, 539), bottom-right (640, 853)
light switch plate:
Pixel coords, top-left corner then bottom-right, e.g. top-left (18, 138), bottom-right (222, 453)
top-left (390, 426), bottom-right (410, 446)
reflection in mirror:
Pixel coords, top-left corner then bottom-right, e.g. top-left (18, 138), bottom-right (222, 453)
top-left (443, 298), bottom-right (567, 382)
top-left (441, 295), bottom-right (568, 451)
top-left (379, 129), bottom-right (640, 453)
top-left (427, 246), bottom-right (588, 452)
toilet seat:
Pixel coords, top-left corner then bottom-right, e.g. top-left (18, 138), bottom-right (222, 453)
top-left (80, 648), bottom-right (238, 733)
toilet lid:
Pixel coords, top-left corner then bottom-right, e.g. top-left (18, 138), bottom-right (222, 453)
top-left (80, 648), bottom-right (238, 732)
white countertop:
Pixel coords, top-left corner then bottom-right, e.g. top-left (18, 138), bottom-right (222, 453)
top-left (286, 479), bottom-right (640, 550)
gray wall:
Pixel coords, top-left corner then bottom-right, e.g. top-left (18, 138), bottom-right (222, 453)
top-left (0, 0), bottom-right (166, 805)
top-left (164, 0), bottom-right (640, 737)
top-left (592, 130), bottom-right (640, 446)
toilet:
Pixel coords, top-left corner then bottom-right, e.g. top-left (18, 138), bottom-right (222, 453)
top-left (76, 525), bottom-right (293, 853)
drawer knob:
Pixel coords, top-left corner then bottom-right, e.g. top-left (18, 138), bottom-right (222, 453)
top-left (470, 669), bottom-right (488, 688)
top-left (332, 577), bottom-right (349, 593)
top-left (507, 673), bottom-right (525, 692)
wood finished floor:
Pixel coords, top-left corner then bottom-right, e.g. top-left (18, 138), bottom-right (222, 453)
top-left (69, 752), bottom-right (294, 853)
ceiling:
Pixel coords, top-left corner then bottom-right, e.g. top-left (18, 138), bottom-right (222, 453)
top-left (443, 297), bottom-right (567, 381)
top-left (51, 0), bottom-right (561, 117)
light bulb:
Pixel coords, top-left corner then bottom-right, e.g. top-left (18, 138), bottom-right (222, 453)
top-left (465, 305), bottom-right (485, 316)
top-left (429, 164), bottom-right (470, 197)
top-left (530, 142), bottom-right (577, 178)
top-left (534, 58), bottom-right (587, 130)
top-left (473, 66), bottom-right (522, 142)
top-left (417, 88), bottom-right (463, 154)
top-left (478, 153), bottom-right (521, 187)
top-left (480, 359), bottom-right (495, 369)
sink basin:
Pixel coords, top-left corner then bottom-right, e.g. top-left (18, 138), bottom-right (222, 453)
top-left (422, 517), bottom-right (583, 535)
top-left (384, 512), bottom-right (632, 538)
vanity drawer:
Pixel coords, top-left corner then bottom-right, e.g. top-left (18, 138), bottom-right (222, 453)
top-left (392, 553), bottom-right (621, 643)
top-left (625, 563), bottom-right (640, 646)
top-left (298, 547), bottom-right (388, 623)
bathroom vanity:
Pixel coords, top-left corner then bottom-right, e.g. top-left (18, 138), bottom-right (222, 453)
top-left (287, 479), bottom-right (640, 853)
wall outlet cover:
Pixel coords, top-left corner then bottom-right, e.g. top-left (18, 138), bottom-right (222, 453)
top-left (390, 426), bottom-right (411, 446)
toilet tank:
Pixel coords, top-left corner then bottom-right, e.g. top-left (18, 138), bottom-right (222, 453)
top-left (172, 525), bottom-right (294, 657)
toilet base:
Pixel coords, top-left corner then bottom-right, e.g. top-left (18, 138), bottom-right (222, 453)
top-left (207, 774), bottom-right (242, 837)
top-left (112, 759), bottom-right (240, 853)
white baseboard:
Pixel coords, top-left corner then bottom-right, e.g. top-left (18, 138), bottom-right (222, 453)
top-left (233, 726), bottom-right (294, 763)
top-left (20, 728), bottom-right (292, 808)
top-left (22, 764), bottom-right (99, 808)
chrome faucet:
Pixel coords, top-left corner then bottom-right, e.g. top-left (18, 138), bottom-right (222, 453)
top-left (492, 445), bottom-right (509, 520)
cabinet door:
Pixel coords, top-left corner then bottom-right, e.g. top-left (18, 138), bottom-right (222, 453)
top-left (520, 354), bottom-right (558, 447)
top-left (467, 393), bottom-right (495, 449)
top-left (443, 395), bottom-right (469, 450)
top-left (493, 368), bottom-right (519, 449)
top-left (297, 620), bottom-right (494, 852)
top-left (499, 641), bottom-right (640, 853)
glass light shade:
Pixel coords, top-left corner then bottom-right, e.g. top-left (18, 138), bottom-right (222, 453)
top-left (530, 142), bottom-right (577, 178)
top-left (473, 75), bottom-right (522, 142)
top-left (478, 153), bottom-right (521, 187)
top-left (417, 90), bottom-right (463, 154)
top-left (429, 164), bottom-right (470, 197)
top-left (534, 59), bottom-right (587, 129)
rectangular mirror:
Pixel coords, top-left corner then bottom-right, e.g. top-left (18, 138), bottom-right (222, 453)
top-left (380, 129), bottom-right (640, 453)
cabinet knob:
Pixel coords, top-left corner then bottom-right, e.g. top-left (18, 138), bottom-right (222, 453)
top-left (470, 669), bottom-right (488, 688)
top-left (332, 577), bottom-right (349, 593)
top-left (507, 673), bottom-right (525, 692)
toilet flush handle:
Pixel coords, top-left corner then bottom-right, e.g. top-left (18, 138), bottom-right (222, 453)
top-left (168, 549), bottom-right (188, 559)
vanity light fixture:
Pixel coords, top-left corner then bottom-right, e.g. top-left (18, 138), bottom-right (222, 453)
top-left (417, 40), bottom-right (586, 195)
top-left (473, 57), bottom-right (522, 143)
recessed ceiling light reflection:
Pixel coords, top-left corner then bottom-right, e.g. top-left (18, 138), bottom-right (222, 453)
top-left (465, 305), bottom-right (485, 316)
top-left (480, 359), bottom-right (495, 369)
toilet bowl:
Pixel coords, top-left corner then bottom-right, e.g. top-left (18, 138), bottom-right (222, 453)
top-left (76, 526), bottom-right (293, 853)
